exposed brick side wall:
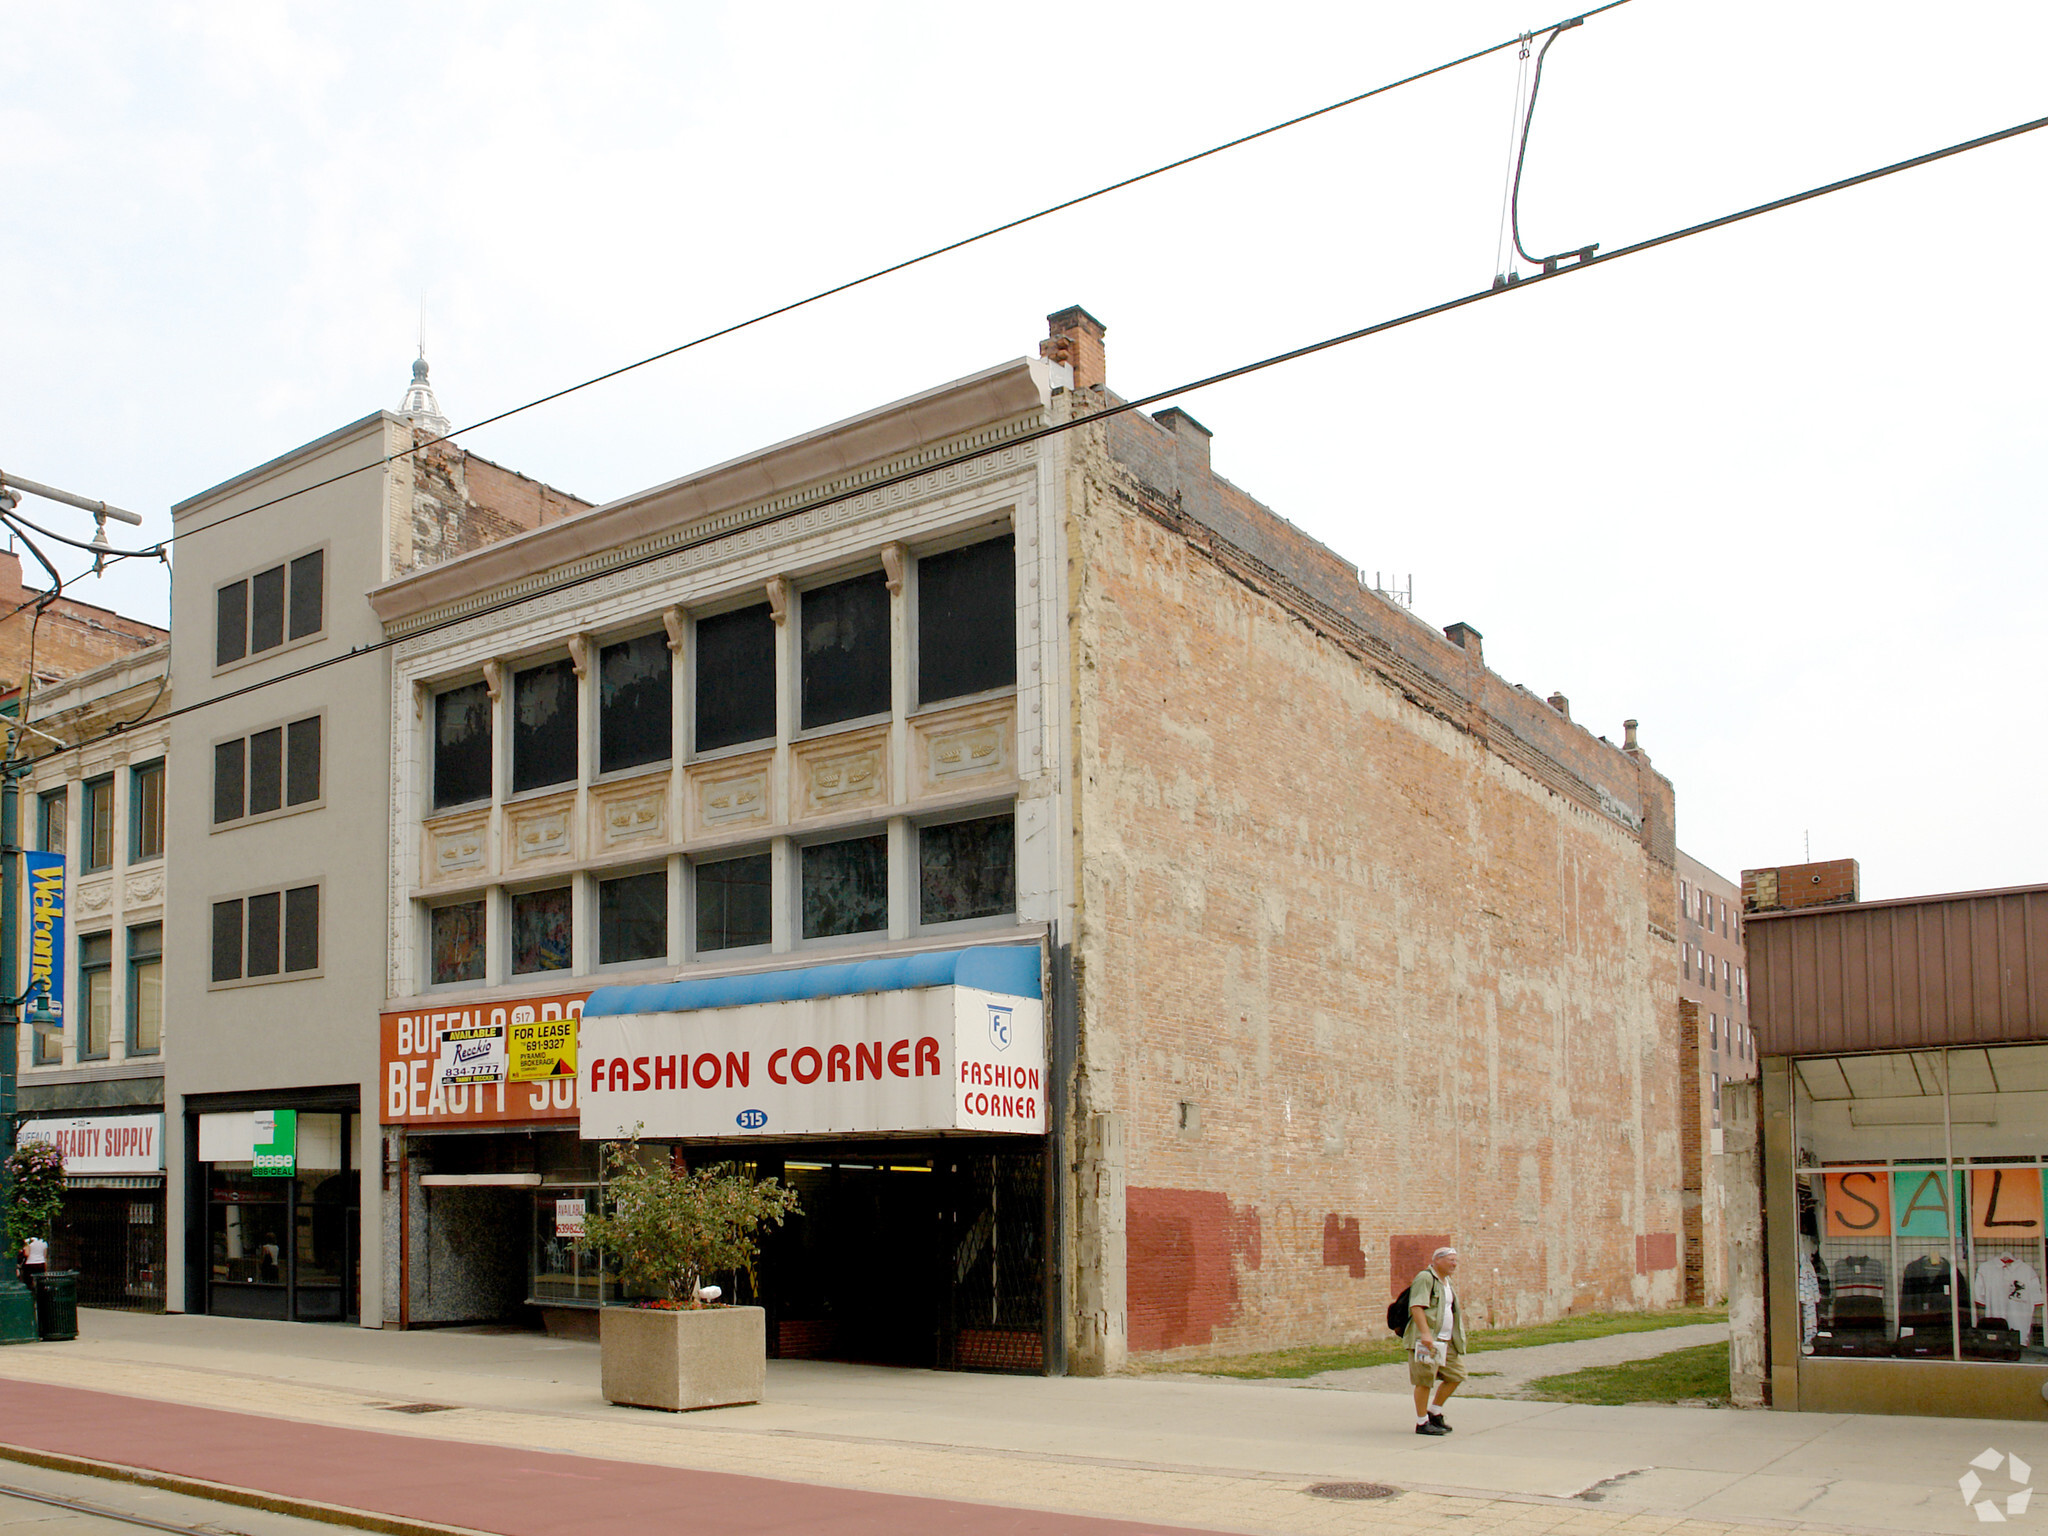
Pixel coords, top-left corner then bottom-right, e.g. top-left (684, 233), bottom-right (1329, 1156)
top-left (1742, 859), bottom-right (1859, 913)
top-left (1677, 998), bottom-right (1705, 1303)
top-left (392, 432), bottom-right (592, 576)
top-left (0, 549), bottom-right (166, 695)
top-left (1064, 402), bottom-right (1684, 1362)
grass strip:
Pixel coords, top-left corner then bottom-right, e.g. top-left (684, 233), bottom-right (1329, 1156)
top-left (1519, 1341), bottom-right (1731, 1405)
top-left (1167, 1307), bottom-right (1727, 1380)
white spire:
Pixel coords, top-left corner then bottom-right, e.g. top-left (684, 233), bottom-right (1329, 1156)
top-left (399, 345), bottom-right (451, 438)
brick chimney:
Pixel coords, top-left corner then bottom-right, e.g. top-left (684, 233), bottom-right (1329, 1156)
top-left (1154, 407), bottom-right (1211, 473)
top-left (1042, 306), bottom-right (1108, 391)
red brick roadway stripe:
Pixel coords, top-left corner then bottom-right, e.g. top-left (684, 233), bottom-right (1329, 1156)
top-left (0, 1378), bottom-right (1210, 1536)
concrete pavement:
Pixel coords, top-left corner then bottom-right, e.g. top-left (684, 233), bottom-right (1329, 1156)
top-left (0, 1309), bottom-right (2037, 1536)
top-left (1288, 1321), bottom-right (1733, 1397)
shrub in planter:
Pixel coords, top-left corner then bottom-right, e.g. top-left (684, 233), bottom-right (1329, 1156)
top-left (5, 1142), bottom-right (65, 1256)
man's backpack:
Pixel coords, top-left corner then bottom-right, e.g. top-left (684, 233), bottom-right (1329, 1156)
top-left (1386, 1283), bottom-right (1414, 1335)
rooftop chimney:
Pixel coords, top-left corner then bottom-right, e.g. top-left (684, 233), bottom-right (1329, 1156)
top-left (1042, 306), bottom-right (1108, 391)
top-left (1443, 622), bottom-right (1483, 663)
top-left (1547, 692), bottom-right (1571, 721)
top-left (1154, 407), bottom-right (1212, 473)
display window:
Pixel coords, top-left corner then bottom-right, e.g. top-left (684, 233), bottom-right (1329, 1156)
top-left (1794, 1045), bottom-right (2048, 1362)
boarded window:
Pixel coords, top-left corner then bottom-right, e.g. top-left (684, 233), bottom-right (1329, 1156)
top-left (512, 886), bottom-right (572, 974)
top-left (696, 853), bottom-right (771, 953)
top-left (431, 902), bottom-right (486, 985)
top-left (599, 632), bottom-right (672, 774)
top-left (695, 604), bottom-right (775, 753)
top-left (250, 564), bottom-right (286, 654)
top-left (246, 891), bottom-right (282, 977)
top-left (82, 776), bottom-right (114, 872)
top-left (286, 716), bottom-right (321, 805)
top-left (919, 814), bottom-right (1015, 925)
top-left (512, 659), bottom-right (578, 794)
top-left (800, 572), bottom-right (890, 731)
top-left (599, 871), bottom-right (667, 965)
top-left (212, 900), bottom-right (243, 983)
top-left (288, 549), bottom-right (324, 640)
top-left (247, 727), bottom-right (284, 816)
top-left (918, 534), bottom-right (1015, 705)
top-left (284, 886), bottom-right (320, 972)
top-left (216, 581), bottom-right (248, 667)
top-left (434, 682), bottom-right (492, 809)
top-left (801, 834), bottom-right (888, 940)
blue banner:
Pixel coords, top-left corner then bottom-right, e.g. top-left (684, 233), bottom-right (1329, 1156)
top-left (24, 851), bottom-right (65, 1021)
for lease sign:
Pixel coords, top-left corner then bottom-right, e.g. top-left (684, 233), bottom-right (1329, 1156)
top-left (580, 985), bottom-right (1046, 1141)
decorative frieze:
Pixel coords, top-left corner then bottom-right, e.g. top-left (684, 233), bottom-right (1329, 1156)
top-left (688, 753), bottom-right (772, 839)
top-left (592, 772), bottom-right (668, 848)
top-left (507, 793), bottom-right (577, 866)
top-left (794, 727), bottom-right (889, 820)
top-left (424, 810), bottom-right (491, 884)
top-left (75, 879), bottom-right (114, 917)
top-left (911, 698), bottom-right (1016, 799)
top-left (124, 870), bottom-right (164, 906)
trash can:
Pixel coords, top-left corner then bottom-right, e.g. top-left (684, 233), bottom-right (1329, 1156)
top-left (31, 1272), bottom-right (77, 1342)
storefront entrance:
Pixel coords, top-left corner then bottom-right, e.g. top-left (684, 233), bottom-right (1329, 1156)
top-left (199, 1111), bottom-right (360, 1323)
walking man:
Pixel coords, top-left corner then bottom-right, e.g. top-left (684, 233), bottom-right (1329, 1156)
top-left (1407, 1246), bottom-right (1466, 1435)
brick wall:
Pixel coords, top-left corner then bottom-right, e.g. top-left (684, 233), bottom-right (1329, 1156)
top-left (1063, 399), bottom-right (1684, 1363)
top-left (0, 549), bottom-right (166, 695)
top-left (1742, 858), bottom-right (1859, 913)
top-left (392, 432), bottom-right (592, 575)
top-left (1676, 998), bottom-right (1704, 1303)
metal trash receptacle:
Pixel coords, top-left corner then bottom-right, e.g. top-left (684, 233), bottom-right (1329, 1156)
top-left (31, 1272), bottom-right (77, 1341)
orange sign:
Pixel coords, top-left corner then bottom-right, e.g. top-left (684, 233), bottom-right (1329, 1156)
top-left (381, 992), bottom-right (589, 1126)
top-left (1823, 1170), bottom-right (1893, 1237)
top-left (1972, 1167), bottom-right (2044, 1239)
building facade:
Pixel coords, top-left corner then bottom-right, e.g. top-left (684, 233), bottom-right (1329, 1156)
top-left (367, 309), bottom-right (1686, 1368)
top-left (0, 547), bottom-right (166, 697)
top-left (1676, 852), bottom-right (1752, 1302)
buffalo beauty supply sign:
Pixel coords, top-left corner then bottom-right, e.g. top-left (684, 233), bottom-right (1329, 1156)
top-left (580, 985), bottom-right (1046, 1140)
top-left (17, 1114), bottom-right (163, 1175)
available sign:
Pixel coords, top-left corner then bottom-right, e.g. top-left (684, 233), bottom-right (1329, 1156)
top-left (580, 985), bottom-right (1046, 1141)
top-left (24, 851), bottom-right (65, 1021)
top-left (553, 1198), bottom-right (586, 1239)
top-left (252, 1109), bottom-right (298, 1178)
top-left (381, 992), bottom-right (588, 1126)
top-left (17, 1114), bottom-right (163, 1175)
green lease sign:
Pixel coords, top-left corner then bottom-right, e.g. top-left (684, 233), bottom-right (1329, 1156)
top-left (252, 1109), bottom-right (297, 1178)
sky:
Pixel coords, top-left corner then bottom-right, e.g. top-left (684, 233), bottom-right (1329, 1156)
top-left (2, 1), bottom-right (2043, 900)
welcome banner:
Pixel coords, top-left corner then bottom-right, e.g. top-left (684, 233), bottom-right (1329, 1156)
top-left (24, 851), bottom-right (64, 1020)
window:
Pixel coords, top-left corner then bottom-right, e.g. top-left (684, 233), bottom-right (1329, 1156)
top-left (1680, 879), bottom-right (1690, 909)
top-left (598, 871), bottom-right (667, 966)
top-left (430, 901), bottom-right (486, 986)
top-left (695, 604), bottom-right (775, 753)
top-left (800, 572), bottom-right (890, 731)
top-left (130, 760), bottom-right (164, 860)
top-left (919, 813), bottom-right (1015, 925)
top-left (215, 549), bottom-right (323, 667)
top-left (434, 682), bottom-right (492, 809)
top-left (599, 632), bottom-right (672, 775)
top-left (211, 886), bottom-right (320, 984)
top-left (1682, 942), bottom-right (1691, 981)
top-left (38, 790), bottom-right (65, 855)
top-left (1710, 1013), bottom-right (1719, 1050)
top-left (801, 834), bottom-right (888, 940)
top-left (696, 853), bottom-right (771, 953)
top-left (129, 924), bottom-right (162, 1055)
top-left (214, 718), bottom-right (321, 824)
top-left (82, 775), bottom-right (114, 873)
top-left (78, 932), bottom-right (113, 1059)
top-left (512, 887), bottom-right (572, 973)
top-left (512, 659), bottom-right (578, 794)
top-left (1712, 1072), bottom-right (1721, 1113)
top-left (918, 534), bottom-right (1015, 705)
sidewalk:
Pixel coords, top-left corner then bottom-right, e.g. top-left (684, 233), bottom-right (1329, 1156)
top-left (0, 1309), bottom-right (2036, 1536)
top-left (1280, 1321), bottom-right (1734, 1396)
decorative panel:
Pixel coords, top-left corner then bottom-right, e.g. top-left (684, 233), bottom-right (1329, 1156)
top-left (507, 792), bottom-right (577, 867)
top-left (911, 698), bottom-right (1016, 800)
top-left (124, 870), bottom-right (165, 907)
top-left (75, 879), bottom-right (114, 918)
top-left (425, 810), bottom-right (491, 885)
top-left (591, 770), bottom-right (668, 849)
top-left (687, 751), bottom-right (773, 839)
top-left (794, 726), bottom-right (890, 820)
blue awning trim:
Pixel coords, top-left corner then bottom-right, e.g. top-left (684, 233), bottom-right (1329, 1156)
top-left (583, 944), bottom-right (1041, 1018)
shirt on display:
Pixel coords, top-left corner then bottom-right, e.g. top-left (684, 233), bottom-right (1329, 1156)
top-left (1972, 1255), bottom-right (2044, 1334)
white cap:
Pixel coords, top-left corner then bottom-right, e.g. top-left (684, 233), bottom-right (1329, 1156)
top-left (1431, 1246), bottom-right (1459, 1262)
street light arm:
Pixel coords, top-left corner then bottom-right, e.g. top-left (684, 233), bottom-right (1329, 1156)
top-left (0, 471), bottom-right (144, 526)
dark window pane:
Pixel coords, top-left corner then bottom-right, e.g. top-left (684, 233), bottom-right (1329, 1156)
top-left (80, 931), bottom-right (113, 967)
top-left (696, 854), bottom-right (771, 952)
top-left (84, 778), bottom-right (113, 871)
top-left (512, 658), bottom-right (578, 794)
top-left (250, 564), bottom-right (286, 653)
top-left (246, 890), bottom-right (281, 977)
top-left (696, 604), bottom-right (776, 752)
top-left (918, 535), bottom-right (1016, 705)
top-left (800, 572), bottom-right (890, 731)
top-left (599, 632), bottom-right (672, 774)
top-left (132, 761), bottom-right (165, 859)
top-left (38, 790), bottom-right (65, 855)
top-left (286, 716), bottom-right (321, 805)
top-left (247, 727), bottom-right (283, 816)
top-left (919, 814), bottom-right (1016, 924)
top-left (512, 887), bottom-right (573, 974)
top-left (211, 900), bottom-right (243, 983)
top-left (130, 922), bottom-right (163, 961)
top-left (216, 581), bottom-right (248, 667)
top-left (431, 902), bottom-right (486, 985)
top-left (801, 834), bottom-right (888, 940)
top-left (287, 549), bottom-right (324, 640)
top-left (213, 740), bottom-right (246, 824)
top-left (284, 886), bottom-right (320, 972)
top-left (599, 871), bottom-right (667, 965)
top-left (434, 682), bottom-right (492, 809)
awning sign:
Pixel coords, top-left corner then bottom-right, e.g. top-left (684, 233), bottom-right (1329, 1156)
top-left (17, 1114), bottom-right (163, 1175)
top-left (509, 1008), bottom-right (578, 1082)
top-left (580, 985), bottom-right (1046, 1141)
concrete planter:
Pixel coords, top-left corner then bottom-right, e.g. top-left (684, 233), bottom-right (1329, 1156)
top-left (600, 1304), bottom-right (765, 1411)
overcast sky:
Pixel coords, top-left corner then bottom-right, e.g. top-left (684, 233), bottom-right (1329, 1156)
top-left (3, 1), bottom-right (2042, 900)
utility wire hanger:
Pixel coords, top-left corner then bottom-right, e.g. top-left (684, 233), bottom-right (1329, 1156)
top-left (1494, 16), bottom-right (1600, 287)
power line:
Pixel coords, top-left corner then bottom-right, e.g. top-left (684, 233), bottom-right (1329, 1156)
top-left (134, 1), bottom-right (1634, 555)
top-left (18, 107), bottom-right (2046, 771)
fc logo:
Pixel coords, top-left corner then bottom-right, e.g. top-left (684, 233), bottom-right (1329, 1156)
top-left (987, 1004), bottom-right (1013, 1052)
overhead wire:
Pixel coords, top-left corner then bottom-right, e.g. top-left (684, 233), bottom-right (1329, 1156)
top-left (18, 107), bottom-right (2048, 774)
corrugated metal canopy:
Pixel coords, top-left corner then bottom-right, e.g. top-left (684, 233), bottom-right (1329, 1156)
top-left (1751, 883), bottom-right (2048, 1055)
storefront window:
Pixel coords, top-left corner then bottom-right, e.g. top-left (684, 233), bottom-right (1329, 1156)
top-left (1794, 1045), bottom-right (2048, 1363)
top-left (598, 871), bottom-right (666, 966)
top-left (918, 813), bottom-right (1014, 926)
top-left (802, 834), bottom-right (888, 940)
top-left (431, 901), bottom-right (486, 985)
top-left (512, 887), bottom-right (572, 974)
top-left (696, 853), bottom-right (770, 953)
top-left (531, 1187), bottom-right (622, 1306)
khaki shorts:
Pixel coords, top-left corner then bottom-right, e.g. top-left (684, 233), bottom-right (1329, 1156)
top-left (1409, 1347), bottom-right (1466, 1390)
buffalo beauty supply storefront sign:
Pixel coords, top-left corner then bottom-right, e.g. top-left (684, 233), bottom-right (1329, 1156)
top-left (579, 946), bottom-right (1046, 1141)
top-left (18, 1114), bottom-right (164, 1175)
